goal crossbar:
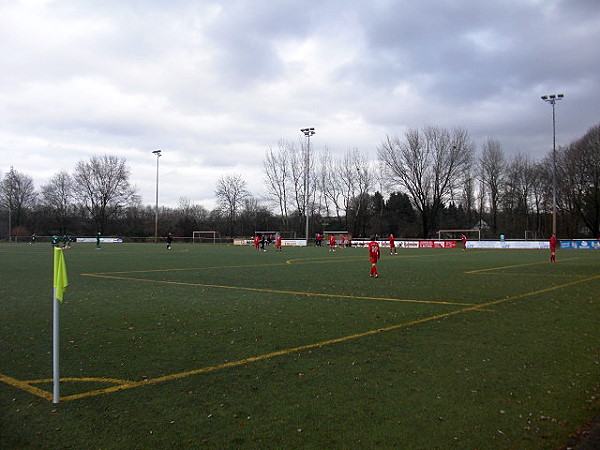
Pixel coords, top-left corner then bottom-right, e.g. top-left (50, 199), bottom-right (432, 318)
top-left (437, 229), bottom-right (481, 240)
top-left (192, 231), bottom-right (221, 244)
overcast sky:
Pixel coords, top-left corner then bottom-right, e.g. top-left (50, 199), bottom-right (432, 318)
top-left (1, 0), bottom-right (599, 209)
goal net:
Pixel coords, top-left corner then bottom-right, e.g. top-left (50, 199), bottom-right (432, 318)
top-left (254, 231), bottom-right (297, 239)
top-left (192, 231), bottom-right (221, 244)
top-left (524, 230), bottom-right (540, 240)
top-left (437, 229), bottom-right (481, 240)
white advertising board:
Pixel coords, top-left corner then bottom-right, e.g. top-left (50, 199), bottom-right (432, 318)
top-left (76, 237), bottom-right (123, 243)
top-left (466, 241), bottom-right (548, 249)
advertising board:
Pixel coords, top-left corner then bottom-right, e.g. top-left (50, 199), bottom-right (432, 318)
top-left (560, 240), bottom-right (600, 249)
top-left (76, 237), bottom-right (123, 243)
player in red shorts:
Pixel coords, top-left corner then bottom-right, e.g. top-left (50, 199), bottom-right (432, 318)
top-left (461, 233), bottom-right (467, 251)
top-left (549, 234), bottom-right (557, 262)
top-left (329, 234), bottom-right (336, 252)
top-left (253, 235), bottom-right (260, 250)
top-left (389, 234), bottom-right (397, 254)
top-left (368, 237), bottom-right (380, 278)
top-left (276, 234), bottom-right (283, 252)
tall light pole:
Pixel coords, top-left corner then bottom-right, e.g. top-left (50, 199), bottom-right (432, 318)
top-left (152, 150), bottom-right (162, 243)
top-left (301, 128), bottom-right (315, 246)
top-left (541, 94), bottom-right (564, 237)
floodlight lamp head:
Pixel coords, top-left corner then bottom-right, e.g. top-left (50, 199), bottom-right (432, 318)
top-left (541, 95), bottom-right (548, 100)
top-left (301, 127), bottom-right (316, 137)
top-left (152, 150), bottom-right (162, 156)
top-left (558, 94), bottom-right (564, 99)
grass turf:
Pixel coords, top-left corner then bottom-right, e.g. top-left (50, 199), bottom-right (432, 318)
top-left (0, 242), bottom-right (598, 449)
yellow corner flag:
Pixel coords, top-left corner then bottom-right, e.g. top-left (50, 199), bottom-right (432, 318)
top-left (53, 247), bottom-right (68, 302)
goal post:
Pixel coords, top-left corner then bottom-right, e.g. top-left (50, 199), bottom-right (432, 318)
top-left (254, 230), bottom-right (297, 239)
top-left (437, 229), bottom-right (481, 240)
top-left (322, 230), bottom-right (349, 236)
top-left (192, 231), bottom-right (221, 244)
top-left (524, 230), bottom-right (539, 240)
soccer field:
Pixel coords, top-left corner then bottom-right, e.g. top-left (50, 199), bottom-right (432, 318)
top-left (1, 243), bottom-right (599, 449)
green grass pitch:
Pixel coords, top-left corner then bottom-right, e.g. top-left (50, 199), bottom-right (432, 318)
top-left (1, 242), bottom-right (598, 449)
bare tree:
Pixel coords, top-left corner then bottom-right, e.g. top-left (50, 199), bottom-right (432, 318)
top-left (289, 142), bottom-right (306, 217)
top-left (476, 174), bottom-right (487, 231)
top-left (41, 171), bottom-right (75, 234)
top-left (461, 166), bottom-right (476, 227)
top-left (339, 149), bottom-right (360, 228)
top-left (0, 167), bottom-right (37, 230)
top-left (479, 138), bottom-right (505, 234)
top-left (73, 155), bottom-right (139, 234)
top-left (530, 161), bottom-right (551, 236)
top-left (214, 173), bottom-right (250, 235)
top-left (378, 126), bottom-right (473, 237)
top-left (319, 149), bottom-right (343, 222)
top-left (175, 197), bottom-right (209, 236)
top-left (503, 152), bottom-right (536, 234)
top-left (263, 140), bottom-right (292, 230)
top-left (559, 124), bottom-right (600, 237)
top-left (340, 148), bottom-right (376, 234)
top-left (286, 138), bottom-right (318, 231)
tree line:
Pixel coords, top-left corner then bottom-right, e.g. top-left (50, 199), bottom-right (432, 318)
top-left (1, 124), bottom-right (599, 241)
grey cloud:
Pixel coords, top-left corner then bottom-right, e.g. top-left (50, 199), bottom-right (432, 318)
top-left (0, 0), bottom-right (598, 208)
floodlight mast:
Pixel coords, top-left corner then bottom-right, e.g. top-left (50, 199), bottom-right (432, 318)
top-left (541, 94), bottom-right (564, 237)
top-left (300, 128), bottom-right (315, 245)
top-left (152, 150), bottom-right (162, 243)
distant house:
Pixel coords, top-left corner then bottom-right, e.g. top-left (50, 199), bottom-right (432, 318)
top-left (473, 220), bottom-right (490, 231)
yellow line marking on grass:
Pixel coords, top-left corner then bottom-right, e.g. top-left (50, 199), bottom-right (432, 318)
top-left (91, 249), bottom-right (465, 274)
top-left (0, 373), bottom-right (53, 401)
top-left (81, 273), bottom-right (473, 306)
top-left (283, 251), bottom-right (486, 266)
top-left (494, 273), bottom-right (600, 301)
top-left (285, 256), bottom-right (364, 264)
top-left (28, 377), bottom-right (130, 385)
top-left (467, 271), bottom-right (585, 279)
top-left (93, 262), bottom-right (288, 275)
top-left (466, 257), bottom-right (581, 274)
top-left (3, 273), bottom-right (599, 402)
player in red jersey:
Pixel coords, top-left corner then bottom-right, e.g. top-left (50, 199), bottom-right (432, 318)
top-left (549, 234), bottom-right (557, 262)
top-left (253, 235), bottom-right (260, 250)
top-left (461, 233), bottom-right (467, 251)
top-left (368, 237), bottom-right (380, 278)
top-left (389, 234), bottom-right (397, 254)
top-left (329, 234), bottom-right (336, 252)
top-left (276, 234), bottom-right (283, 252)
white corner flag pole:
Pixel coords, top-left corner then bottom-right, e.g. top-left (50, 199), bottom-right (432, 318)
top-left (52, 247), bottom-right (69, 403)
top-left (52, 246), bottom-right (68, 404)
top-left (52, 287), bottom-right (60, 404)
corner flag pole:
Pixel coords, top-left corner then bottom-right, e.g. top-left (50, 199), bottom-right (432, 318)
top-left (53, 286), bottom-right (60, 403)
top-left (52, 247), bottom-right (68, 404)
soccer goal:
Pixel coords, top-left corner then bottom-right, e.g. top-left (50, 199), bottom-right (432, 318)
top-left (192, 230), bottom-right (221, 244)
top-left (253, 231), bottom-right (297, 239)
top-left (322, 231), bottom-right (351, 246)
top-left (437, 229), bottom-right (481, 240)
top-left (524, 230), bottom-right (540, 240)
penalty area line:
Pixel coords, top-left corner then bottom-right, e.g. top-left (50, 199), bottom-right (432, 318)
top-left (5, 273), bottom-right (596, 402)
top-left (466, 257), bottom-right (581, 274)
top-left (25, 306), bottom-right (498, 402)
top-left (81, 272), bottom-right (474, 306)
